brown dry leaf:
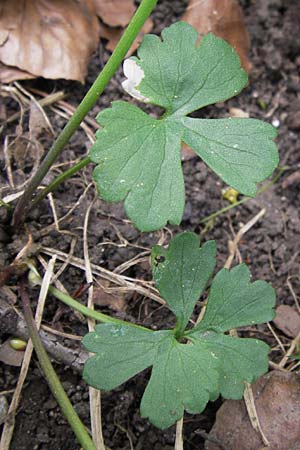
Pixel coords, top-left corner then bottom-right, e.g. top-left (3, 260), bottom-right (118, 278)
top-left (93, 0), bottom-right (135, 27)
top-left (273, 305), bottom-right (300, 338)
top-left (0, 62), bottom-right (34, 84)
top-left (0, 0), bottom-right (100, 83)
top-left (205, 371), bottom-right (300, 450)
top-left (99, 18), bottom-right (153, 56)
top-left (181, 0), bottom-right (251, 73)
top-left (93, 280), bottom-right (126, 312)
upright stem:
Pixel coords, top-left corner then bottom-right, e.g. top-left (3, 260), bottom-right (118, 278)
top-left (20, 280), bottom-right (97, 450)
top-left (13, 0), bottom-right (159, 227)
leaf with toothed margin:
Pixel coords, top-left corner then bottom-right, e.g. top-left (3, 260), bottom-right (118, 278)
top-left (90, 21), bottom-right (278, 231)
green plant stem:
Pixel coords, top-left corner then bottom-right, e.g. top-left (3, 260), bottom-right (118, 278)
top-left (32, 156), bottom-right (92, 207)
top-left (28, 267), bottom-right (151, 331)
top-left (20, 280), bottom-right (97, 450)
top-left (13, 0), bottom-right (159, 227)
top-left (48, 284), bottom-right (150, 331)
top-left (200, 166), bottom-right (289, 225)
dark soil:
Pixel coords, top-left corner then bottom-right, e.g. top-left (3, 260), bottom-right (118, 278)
top-left (1, 0), bottom-right (300, 449)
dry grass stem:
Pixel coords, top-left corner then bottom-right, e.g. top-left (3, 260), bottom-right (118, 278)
top-left (224, 208), bottom-right (266, 269)
top-left (41, 247), bottom-right (164, 305)
top-left (243, 382), bottom-right (270, 446)
top-left (279, 330), bottom-right (300, 369)
top-left (83, 199), bottom-right (105, 450)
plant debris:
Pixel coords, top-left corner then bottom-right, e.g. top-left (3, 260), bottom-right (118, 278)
top-left (181, 0), bottom-right (251, 72)
top-left (0, 0), bottom-right (99, 83)
top-left (205, 371), bottom-right (300, 450)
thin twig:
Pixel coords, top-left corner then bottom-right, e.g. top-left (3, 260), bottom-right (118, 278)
top-left (279, 330), bottom-right (300, 369)
top-left (175, 418), bottom-right (184, 450)
top-left (224, 209), bottom-right (266, 269)
top-left (83, 200), bottom-right (105, 450)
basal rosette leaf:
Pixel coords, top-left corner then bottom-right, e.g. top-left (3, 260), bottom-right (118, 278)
top-left (82, 233), bottom-right (276, 429)
top-left (151, 232), bottom-right (216, 332)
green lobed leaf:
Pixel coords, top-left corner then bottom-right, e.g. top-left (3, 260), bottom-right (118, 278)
top-left (89, 22), bottom-right (279, 231)
top-left (193, 264), bottom-right (276, 333)
top-left (82, 233), bottom-right (276, 429)
top-left (82, 323), bottom-right (171, 390)
top-left (151, 232), bottom-right (216, 332)
top-left (187, 331), bottom-right (270, 398)
top-left (136, 23), bottom-right (248, 116)
top-left (90, 102), bottom-right (184, 232)
top-left (140, 335), bottom-right (219, 429)
top-left (181, 117), bottom-right (278, 196)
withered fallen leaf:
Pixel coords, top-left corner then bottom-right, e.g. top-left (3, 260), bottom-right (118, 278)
top-left (0, 0), bottom-right (100, 83)
top-left (181, 0), bottom-right (251, 73)
top-left (99, 18), bottom-right (153, 56)
top-left (0, 61), bottom-right (34, 84)
top-left (93, 280), bottom-right (126, 312)
top-left (93, 0), bottom-right (135, 27)
top-left (205, 371), bottom-right (300, 450)
top-left (273, 304), bottom-right (300, 338)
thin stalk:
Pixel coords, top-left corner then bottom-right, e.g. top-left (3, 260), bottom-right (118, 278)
top-left (13, 0), bottom-right (159, 227)
top-left (48, 284), bottom-right (150, 331)
top-left (200, 166), bottom-right (289, 225)
top-left (32, 156), bottom-right (91, 207)
top-left (20, 280), bottom-right (97, 450)
top-left (28, 267), bottom-right (151, 331)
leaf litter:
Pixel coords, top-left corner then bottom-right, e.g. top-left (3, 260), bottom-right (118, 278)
top-left (0, 0), bottom-right (100, 83)
top-left (205, 370), bottom-right (300, 450)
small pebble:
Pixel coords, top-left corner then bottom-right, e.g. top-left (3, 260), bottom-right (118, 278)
top-left (272, 118), bottom-right (280, 128)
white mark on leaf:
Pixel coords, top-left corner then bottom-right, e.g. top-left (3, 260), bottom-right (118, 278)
top-left (122, 59), bottom-right (150, 102)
